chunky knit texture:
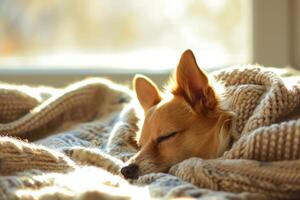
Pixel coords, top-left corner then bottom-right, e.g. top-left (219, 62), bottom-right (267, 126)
top-left (0, 67), bottom-right (299, 200)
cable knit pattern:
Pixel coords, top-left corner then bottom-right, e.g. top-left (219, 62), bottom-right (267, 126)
top-left (0, 66), bottom-right (299, 200)
top-left (169, 158), bottom-right (300, 199)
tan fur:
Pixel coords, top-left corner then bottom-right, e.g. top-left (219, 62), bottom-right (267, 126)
top-left (124, 50), bottom-right (234, 177)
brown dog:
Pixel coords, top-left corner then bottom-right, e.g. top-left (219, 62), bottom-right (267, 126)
top-left (121, 50), bottom-right (233, 179)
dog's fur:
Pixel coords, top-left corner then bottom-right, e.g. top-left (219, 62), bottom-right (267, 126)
top-left (122, 50), bottom-right (234, 178)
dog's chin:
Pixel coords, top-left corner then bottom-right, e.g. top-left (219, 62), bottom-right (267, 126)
top-left (140, 166), bottom-right (170, 176)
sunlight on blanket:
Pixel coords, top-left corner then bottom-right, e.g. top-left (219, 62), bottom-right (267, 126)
top-left (0, 83), bottom-right (59, 103)
top-left (30, 77), bottom-right (132, 114)
top-left (65, 78), bottom-right (132, 94)
top-left (14, 166), bottom-right (150, 200)
top-left (264, 67), bottom-right (300, 89)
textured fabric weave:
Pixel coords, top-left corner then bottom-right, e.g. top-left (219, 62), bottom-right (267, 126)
top-left (0, 67), bottom-right (299, 200)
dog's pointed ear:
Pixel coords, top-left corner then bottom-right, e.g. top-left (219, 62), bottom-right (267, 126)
top-left (133, 75), bottom-right (161, 111)
top-left (173, 49), bottom-right (218, 113)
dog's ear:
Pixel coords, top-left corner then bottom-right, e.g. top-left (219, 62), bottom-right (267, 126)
top-left (133, 75), bottom-right (161, 111)
top-left (173, 49), bottom-right (218, 113)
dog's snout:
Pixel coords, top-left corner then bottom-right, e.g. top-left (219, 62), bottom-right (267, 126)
top-left (121, 164), bottom-right (139, 179)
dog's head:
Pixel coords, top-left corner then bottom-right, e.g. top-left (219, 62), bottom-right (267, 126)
top-left (121, 50), bottom-right (233, 179)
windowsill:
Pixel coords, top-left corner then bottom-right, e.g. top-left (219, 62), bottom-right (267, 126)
top-left (0, 66), bottom-right (173, 87)
top-left (0, 66), bottom-right (172, 75)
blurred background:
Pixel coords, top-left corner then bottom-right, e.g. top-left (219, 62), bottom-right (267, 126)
top-left (0, 0), bottom-right (298, 86)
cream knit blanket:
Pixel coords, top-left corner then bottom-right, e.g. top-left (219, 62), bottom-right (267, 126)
top-left (0, 67), bottom-right (299, 200)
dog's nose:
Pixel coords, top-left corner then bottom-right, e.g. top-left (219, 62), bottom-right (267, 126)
top-left (121, 164), bottom-right (139, 179)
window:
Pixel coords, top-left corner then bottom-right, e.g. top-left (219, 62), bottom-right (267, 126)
top-left (0, 0), bottom-right (250, 72)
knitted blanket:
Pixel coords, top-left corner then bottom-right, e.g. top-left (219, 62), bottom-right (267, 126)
top-left (0, 67), bottom-right (299, 200)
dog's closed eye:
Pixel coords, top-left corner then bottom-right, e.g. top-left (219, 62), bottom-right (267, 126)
top-left (157, 132), bottom-right (178, 144)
